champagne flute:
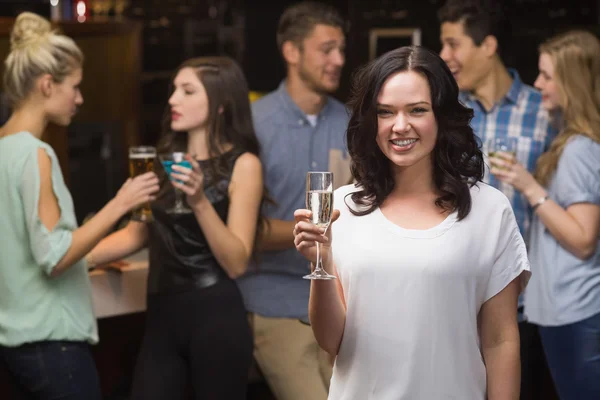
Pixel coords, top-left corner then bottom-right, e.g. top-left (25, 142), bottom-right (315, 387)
top-left (159, 152), bottom-right (193, 214)
top-left (303, 172), bottom-right (336, 280)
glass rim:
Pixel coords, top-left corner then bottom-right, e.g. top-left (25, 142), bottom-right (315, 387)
top-left (158, 151), bottom-right (187, 156)
top-left (158, 152), bottom-right (189, 162)
top-left (129, 145), bottom-right (156, 153)
top-left (487, 137), bottom-right (518, 143)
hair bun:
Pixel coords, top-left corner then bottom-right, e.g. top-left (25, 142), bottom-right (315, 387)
top-left (10, 12), bottom-right (52, 51)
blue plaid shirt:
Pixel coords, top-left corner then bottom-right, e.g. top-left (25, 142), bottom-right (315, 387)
top-left (460, 69), bottom-right (557, 240)
top-left (460, 70), bottom-right (557, 320)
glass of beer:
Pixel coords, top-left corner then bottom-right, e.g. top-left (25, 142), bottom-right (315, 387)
top-left (303, 171), bottom-right (336, 280)
top-left (129, 146), bottom-right (156, 222)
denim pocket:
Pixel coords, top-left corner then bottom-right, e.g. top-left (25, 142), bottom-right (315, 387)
top-left (2, 343), bottom-right (50, 392)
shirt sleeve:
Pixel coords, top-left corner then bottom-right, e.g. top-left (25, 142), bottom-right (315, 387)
top-left (19, 146), bottom-right (73, 276)
top-left (556, 136), bottom-right (600, 207)
top-left (485, 202), bottom-right (531, 302)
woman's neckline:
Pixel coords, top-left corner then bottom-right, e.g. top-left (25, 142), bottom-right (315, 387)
top-left (373, 205), bottom-right (458, 239)
top-left (195, 147), bottom-right (236, 162)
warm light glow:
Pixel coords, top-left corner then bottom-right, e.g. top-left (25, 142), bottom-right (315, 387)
top-left (76, 1), bottom-right (87, 16)
top-left (77, 15), bottom-right (86, 23)
top-left (50, 0), bottom-right (60, 6)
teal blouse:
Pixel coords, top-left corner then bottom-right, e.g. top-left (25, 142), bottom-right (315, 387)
top-left (0, 132), bottom-right (97, 347)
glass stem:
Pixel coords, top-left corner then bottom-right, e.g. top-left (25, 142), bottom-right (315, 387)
top-left (314, 240), bottom-right (323, 273)
top-left (175, 188), bottom-right (184, 209)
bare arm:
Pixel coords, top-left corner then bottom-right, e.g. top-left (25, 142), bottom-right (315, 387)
top-left (86, 221), bottom-right (149, 267)
top-left (308, 260), bottom-right (347, 355)
top-left (480, 278), bottom-right (521, 400)
top-left (524, 184), bottom-right (600, 260)
top-left (187, 153), bottom-right (264, 278)
top-left (35, 149), bottom-right (159, 277)
top-left (295, 209), bottom-right (346, 355)
top-left (259, 218), bottom-right (296, 251)
top-left (491, 151), bottom-right (599, 260)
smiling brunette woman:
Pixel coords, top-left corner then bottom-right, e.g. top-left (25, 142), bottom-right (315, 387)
top-left (293, 46), bottom-right (530, 399)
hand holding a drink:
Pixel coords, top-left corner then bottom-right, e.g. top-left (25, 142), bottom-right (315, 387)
top-left (293, 207), bottom-right (340, 269)
top-left (113, 171), bottom-right (160, 215)
top-left (294, 172), bottom-right (339, 280)
top-left (487, 137), bottom-right (518, 170)
top-left (488, 138), bottom-right (540, 195)
top-left (167, 154), bottom-right (206, 211)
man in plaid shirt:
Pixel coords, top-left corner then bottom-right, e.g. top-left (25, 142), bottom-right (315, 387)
top-left (438, 1), bottom-right (557, 400)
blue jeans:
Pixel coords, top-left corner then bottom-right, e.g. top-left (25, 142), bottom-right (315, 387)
top-left (539, 311), bottom-right (600, 400)
top-left (0, 341), bottom-right (101, 400)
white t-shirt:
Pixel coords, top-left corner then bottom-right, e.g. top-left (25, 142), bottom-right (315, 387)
top-left (329, 183), bottom-right (530, 400)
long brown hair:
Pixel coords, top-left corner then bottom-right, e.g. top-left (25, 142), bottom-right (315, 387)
top-left (535, 30), bottom-right (600, 185)
top-left (156, 56), bottom-right (269, 251)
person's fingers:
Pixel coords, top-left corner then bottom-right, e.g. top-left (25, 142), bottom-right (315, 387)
top-left (294, 209), bottom-right (312, 222)
top-left (171, 180), bottom-right (193, 195)
top-left (185, 154), bottom-right (202, 173)
top-left (295, 221), bottom-right (325, 236)
top-left (170, 172), bottom-right (191, 184)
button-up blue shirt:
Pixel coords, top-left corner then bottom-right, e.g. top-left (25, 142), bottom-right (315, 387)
top-left (237, 81), bottom-right (350, 320)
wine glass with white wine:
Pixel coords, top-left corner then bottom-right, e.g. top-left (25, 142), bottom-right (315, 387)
top-left (303, 172), bottom-right (336, 280)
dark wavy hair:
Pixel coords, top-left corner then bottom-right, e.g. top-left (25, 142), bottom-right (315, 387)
top-left (156, 56), bottom-right (269, 251)
top-left (346, 45), bottom-right (484, 220)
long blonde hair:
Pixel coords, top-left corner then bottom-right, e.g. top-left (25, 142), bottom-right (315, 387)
top-left (535, 30), bottom-right (600, 185)
top-left (3, 12), bottom-right (83, 108)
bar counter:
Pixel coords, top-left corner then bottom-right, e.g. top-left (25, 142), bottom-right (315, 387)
top-left (90, 249), bottom-right (149, 319)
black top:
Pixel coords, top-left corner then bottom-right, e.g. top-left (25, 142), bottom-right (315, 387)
top-left (147, 150), bottom-right (242, 295)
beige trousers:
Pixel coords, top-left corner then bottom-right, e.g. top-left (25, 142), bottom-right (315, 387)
top-left (249, 313), bottom-right (333, 400)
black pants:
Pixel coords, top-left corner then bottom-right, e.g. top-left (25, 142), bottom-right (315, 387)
top-left (130, 279), bottom-right (253, 400)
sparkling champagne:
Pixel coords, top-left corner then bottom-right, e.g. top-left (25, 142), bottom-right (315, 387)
top-left (306, 190), bottom-right (333, 228)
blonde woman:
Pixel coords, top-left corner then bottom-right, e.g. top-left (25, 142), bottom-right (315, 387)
top-left (490, 30), bottom-right (600, 399)
top-left (0, 12), bottom-right (159, 399)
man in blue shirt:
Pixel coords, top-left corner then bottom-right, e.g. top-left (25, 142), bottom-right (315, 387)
top-left (237, 2), bottom-right (350, 399)
top-left (438, 1), bottom-right (557, 399)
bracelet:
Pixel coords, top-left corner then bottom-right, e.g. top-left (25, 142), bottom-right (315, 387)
top-left (532, 195), bottom-right (550, 211)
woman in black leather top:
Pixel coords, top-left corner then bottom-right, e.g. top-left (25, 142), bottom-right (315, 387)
top-left (87, 56), bottom-right (265, 399)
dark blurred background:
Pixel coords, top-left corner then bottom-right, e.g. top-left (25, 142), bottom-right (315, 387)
top-left (0, 0), bottom-right (598, 225)
top-left (2, 0), bottom-right (598, 119)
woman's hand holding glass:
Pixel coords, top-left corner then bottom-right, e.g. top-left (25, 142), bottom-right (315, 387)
top-left (168, 154), bottom-right (206, 210)
top-left (293, 208), bottom-right (340, 276)
top-left (114, 172), bottom-right (160, 214)
top-left (489, 152), bottom-right (543, 196)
